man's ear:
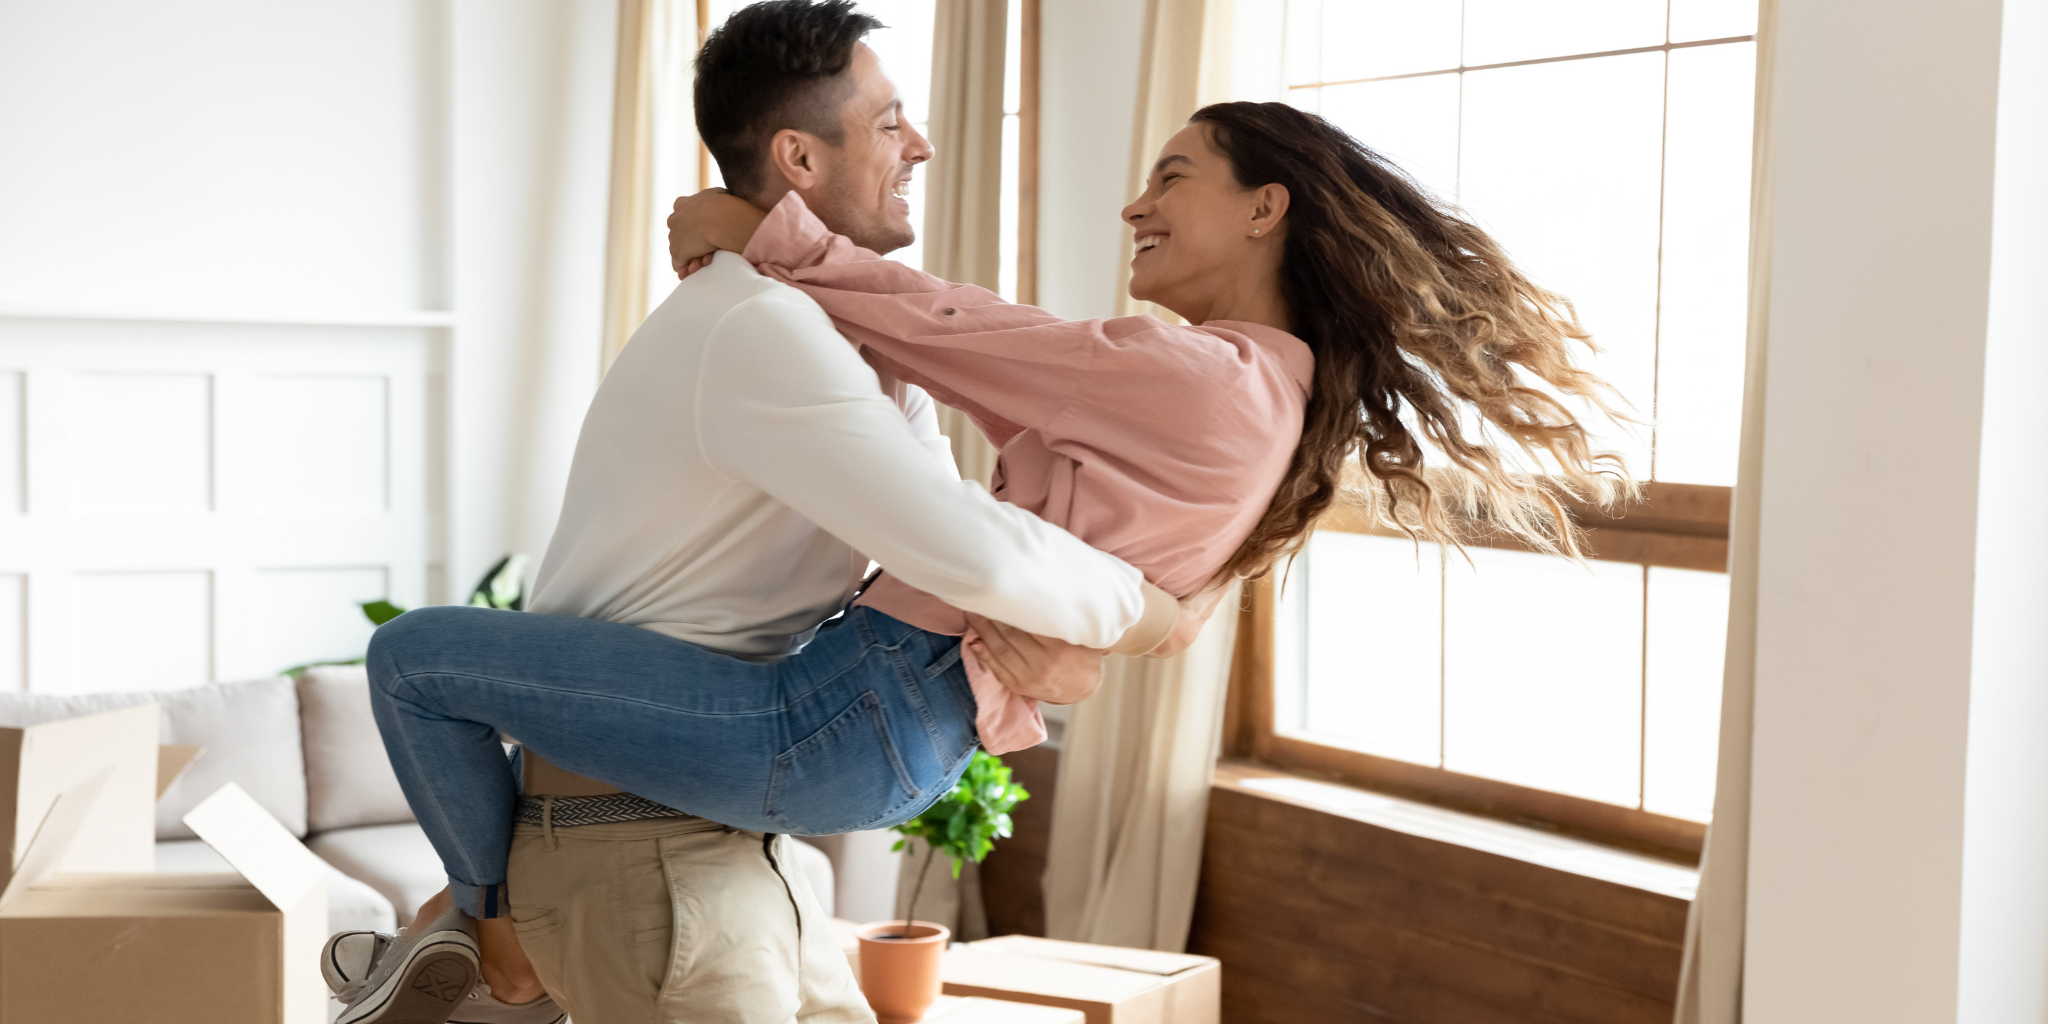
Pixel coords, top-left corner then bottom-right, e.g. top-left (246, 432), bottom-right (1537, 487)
top-left (767, 128), bottom-right (825, 191)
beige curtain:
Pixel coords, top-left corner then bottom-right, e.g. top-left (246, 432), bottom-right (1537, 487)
top-left (601, 0), bottom-right (697, 375)
top-left (1112, 0), bottom-right (1234, 322)
top-left (1044, 583), bottom-right (1240, 950)
top-left (920, 0), bottom-right (1009, 485)
top-left (1673, 2), bottom-right (1777, 1020)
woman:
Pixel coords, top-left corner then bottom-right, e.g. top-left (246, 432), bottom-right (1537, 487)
top-left (356, 100), bottom-right (1625, 1016)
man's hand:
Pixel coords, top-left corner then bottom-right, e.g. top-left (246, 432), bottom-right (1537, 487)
top-left (963, 613), bottom-right (1107, 706)
top-left (1147, 581), bottom-right (1235, 659)
top-left (667, 189), bottom-right (769, 276)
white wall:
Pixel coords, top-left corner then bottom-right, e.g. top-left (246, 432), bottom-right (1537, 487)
top-left (1035, 0), bottom-right (1148, 320)
top-left (0, 0), bottom-right (613, 689)
top-left (1956, 0), bottom-right (2048, 1019)
top-left (1740, 0), bottom-right (2047, 1018)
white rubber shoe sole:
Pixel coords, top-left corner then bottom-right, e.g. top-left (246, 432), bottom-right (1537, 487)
top-left (334, 910), bottom-right (481, 1024)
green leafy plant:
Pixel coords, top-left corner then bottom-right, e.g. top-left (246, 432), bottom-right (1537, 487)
top-left (887, 750), bottom-right (1028, 937)
top-left (282, 554), bottom-right (529, 675)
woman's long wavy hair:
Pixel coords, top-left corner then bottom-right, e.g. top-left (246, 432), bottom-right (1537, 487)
top-left (1191, 101), bottom-right (1633, 582)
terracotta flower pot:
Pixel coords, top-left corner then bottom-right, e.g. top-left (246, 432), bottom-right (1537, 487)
top-left (856, 920), bottom-right (951, 1023)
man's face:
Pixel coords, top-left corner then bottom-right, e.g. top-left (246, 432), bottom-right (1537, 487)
top-left (802, 43), bottom-right (932, 254)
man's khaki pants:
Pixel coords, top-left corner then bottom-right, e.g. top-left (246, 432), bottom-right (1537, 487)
top-left (508, 815), bottom-right (874, 1024)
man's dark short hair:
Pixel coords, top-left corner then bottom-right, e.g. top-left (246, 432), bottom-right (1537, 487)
top-left (695, 0), bottom-right (884, 198)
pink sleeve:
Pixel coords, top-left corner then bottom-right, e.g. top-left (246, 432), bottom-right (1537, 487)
top-left (741, 193), bottom-right (1267, 457)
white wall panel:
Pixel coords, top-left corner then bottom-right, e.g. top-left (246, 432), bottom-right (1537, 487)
top-left (246, 567), bottom-right (389, 677)
top-left (0, 370), bottom-right (20, 514)
top-left (67, 373), bottom-right (214, 516)
top-left (0, 0), bottom-right (447, 315)
top-left (67, 571), bottom-right (212, 693)
top-left (254, 376), bottom-right (390, 513)
top-left (0, 4), bottom-right (612, 694)
top-left (0, 575), bottom-right (22, 692)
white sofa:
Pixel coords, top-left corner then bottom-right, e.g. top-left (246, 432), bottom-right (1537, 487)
top-left (0, 669), bottom-right (841, 935)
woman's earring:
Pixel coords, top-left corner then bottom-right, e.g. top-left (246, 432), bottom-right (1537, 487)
top-left (1253, 228), bottom-right (1261, 235)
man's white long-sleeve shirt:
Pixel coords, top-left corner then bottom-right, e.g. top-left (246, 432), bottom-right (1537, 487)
top-left (529, 252), bottom-right (1157, 658)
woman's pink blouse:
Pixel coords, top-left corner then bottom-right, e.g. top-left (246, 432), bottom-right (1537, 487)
top-left (742, 192), bottom-right (1312, 753)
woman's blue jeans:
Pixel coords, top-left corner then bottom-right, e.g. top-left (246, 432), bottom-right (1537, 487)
top-left (364, 604), bottom-right (980, 918)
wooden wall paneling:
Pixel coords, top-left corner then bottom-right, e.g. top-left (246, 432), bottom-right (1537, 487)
top-left (1188, 784), bottom-right (1687, 1024)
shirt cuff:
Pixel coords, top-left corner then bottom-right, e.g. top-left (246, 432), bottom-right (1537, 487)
top-left (1108, 580), bottom-right (1178, 657)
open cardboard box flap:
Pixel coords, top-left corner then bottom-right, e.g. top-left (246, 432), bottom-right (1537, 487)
top-left (0, 767), bottom-right (329, 1024)
top-left (964, 935), bottom-right (1213, 977)
top-left (942, 935), bottom-right (1220, 1024)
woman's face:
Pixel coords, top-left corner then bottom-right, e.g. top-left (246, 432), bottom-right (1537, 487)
top-left (1122, 123), bottom-right (1285, 322)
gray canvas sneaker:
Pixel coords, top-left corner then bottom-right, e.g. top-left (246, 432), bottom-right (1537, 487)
top-left (324, 923), bottom-right (565, 1024)
top-left (323, 930), bottom-right (395, 994)
top-left (333, 909), bottom-right (481, 1024)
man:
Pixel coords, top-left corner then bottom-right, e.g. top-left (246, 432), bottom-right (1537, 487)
top-left (331, 3), bottom-right (1192, 1023)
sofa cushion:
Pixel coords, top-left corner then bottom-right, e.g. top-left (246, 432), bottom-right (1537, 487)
top-left (296, 666), bottom-right (415, 834)
top-left (155, 838), bottom-right (396, 935)
top-left (0, 677), bottom-right (309, 839)
top-left (306, 822), bottom-right (447, 930)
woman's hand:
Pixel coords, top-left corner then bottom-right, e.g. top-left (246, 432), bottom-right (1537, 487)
top-left (1147, 581), bottom-right (1235, 659)
top-left (963, 613), bottom-right (1108, 706)
top-left (667, 189), bottom-right (769, 277)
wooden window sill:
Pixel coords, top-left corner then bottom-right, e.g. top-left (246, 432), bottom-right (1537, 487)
top-left (1212, 760), bottom-right (1699, 901)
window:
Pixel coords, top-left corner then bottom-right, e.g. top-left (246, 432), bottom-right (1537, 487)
top-left (1229, 0), bottom-right (1758, 859)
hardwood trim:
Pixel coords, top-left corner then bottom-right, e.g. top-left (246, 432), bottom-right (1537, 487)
top-left (1320, 481), bottom-right (1733, 573)
top-left (1016, 0), bottom-right (1040, 305)
top-left (1250, 734), bottom-right (1705, 861)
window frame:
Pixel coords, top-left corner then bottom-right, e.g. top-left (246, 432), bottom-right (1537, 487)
top-left (1222, 483), bottom-right (1731, 863)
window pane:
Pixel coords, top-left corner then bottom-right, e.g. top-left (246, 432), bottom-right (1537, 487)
top-left (1654, 43), bottom-right (1755, 484)
top-left (1318, 73), bottom-right (1460, 200)
top-left (1669, 0), bottom-right (1758, 42)
top-left (1459, 53), bottom-right (1665, 476)
top-left (1644, 567), bottom-right (1727, 820)
top-left (1462, 0), bottom-right (1667, 67)
top-left (1287, 85), bottom-right (1322, 116)
top-left (1443, 549), bottom-right (1643, 806)
top-left (1293, 533), bottom-right (1444, 767)
top-left (1283, 0), bottom-right (1323, 86)
top-left (1319, 0), bottom-right (1461, 83)
top-left (860, 0), bottom-right (937, 124)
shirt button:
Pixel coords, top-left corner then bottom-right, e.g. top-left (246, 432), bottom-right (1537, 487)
top-left (942, 307), bottom-right (956, 315)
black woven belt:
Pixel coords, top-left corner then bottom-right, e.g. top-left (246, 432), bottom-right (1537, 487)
top-left (515, 792), bottom-right (689, 828)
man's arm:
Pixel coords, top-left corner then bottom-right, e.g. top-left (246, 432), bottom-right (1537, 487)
top-left (698, 284), bottom-right (1176, 653)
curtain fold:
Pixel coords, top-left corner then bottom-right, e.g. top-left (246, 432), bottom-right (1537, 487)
top-left (1112, 0), bottom-right (1234, 321)
top-left (1673, 1), bottom-right (1777, 1019)
top-left (920, 0), bottom-right (1009, 487)
top-left (601, 0), bottom-right (696, 375)
top-left (1044, 583), bottom-right (1240, 951)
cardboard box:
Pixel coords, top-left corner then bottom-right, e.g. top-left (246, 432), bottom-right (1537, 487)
top-left (0, 704), bottom-right (160, 889)
top-left (0, 776), bottom-right (328, 1024)
top-left (941, 935), bottom-right (1220, 1024)
top-left (926, 994), bottom-right (1087, 1023)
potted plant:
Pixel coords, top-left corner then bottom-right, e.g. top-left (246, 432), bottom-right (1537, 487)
top-left (857, 750), bottom-right (1029, 1024)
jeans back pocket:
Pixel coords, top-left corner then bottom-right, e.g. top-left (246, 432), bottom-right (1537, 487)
top-left (764, 691), bottom-right (922, 835)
